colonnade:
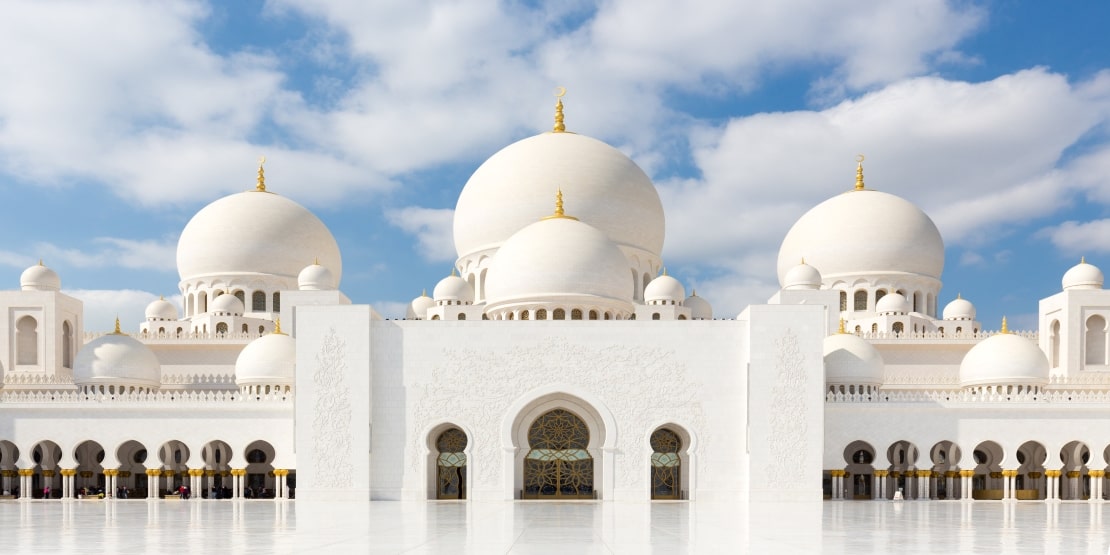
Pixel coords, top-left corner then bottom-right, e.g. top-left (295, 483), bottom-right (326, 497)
top-left (827, 467), bottom-right (1110, 502)
top-left (0, 466), bottom-right (293, 501)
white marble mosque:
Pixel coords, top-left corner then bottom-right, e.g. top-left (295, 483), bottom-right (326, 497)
top-left (3, 96), bottom-right (1110, 516)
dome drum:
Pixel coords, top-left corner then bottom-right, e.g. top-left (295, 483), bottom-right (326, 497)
top-left (485, 299), bottom-right (633, 321)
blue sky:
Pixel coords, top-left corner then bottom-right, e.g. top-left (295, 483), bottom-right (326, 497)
top-left (1, 0), bottom-right (1108, 332)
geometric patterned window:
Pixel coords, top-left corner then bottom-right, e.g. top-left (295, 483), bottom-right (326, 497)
top-left (650, 428), bottom-right (681, 500)
top-left (435, 428), bottom-right (467, 499)
top-left (523, 409), bottom-right (593, 499)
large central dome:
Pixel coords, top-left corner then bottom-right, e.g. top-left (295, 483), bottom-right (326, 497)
top-left (177, 190), bottom-right (342, 284)
top-left (777, 188), bottom-right (944, 285)
top-left (453, 132), bottom-right (665, 261)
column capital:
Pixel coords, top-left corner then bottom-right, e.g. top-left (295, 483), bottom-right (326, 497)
top-left (959, 469), bottom-right (975, 478)
top-left (1066, 470), bottom-right (1081, 479)
top-left (873, 470), bottom-right (888, 477)
top-left (1089, 470), bottom-right (1105, 478)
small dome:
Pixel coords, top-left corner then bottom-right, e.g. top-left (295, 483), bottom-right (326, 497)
top-left (875, 293), bottom-right (910, 315)
top-left (20, 262), bottom-right (60, 291)
top-left (824, 332), bottom-right (884, 386)
top-left (433, 274), bottom-right (474, 305)
top-left (777, 188), bottom-right (944, 286)
top-left (484, 215), bottom-right (633, 315)
top-left (960, 326), bottom-right (1049, 388)
top-left (685, 292), bottom-right (713, 320)
top-left (407, 292), bottom-right (435, 319)
top-left (145, 297), bottom-right (179, 321)
top-left (235, 331), bottom-right (295, 386)
top-left (298, 262), bottom-right (336, 291)
top-left (782, 260), bottom-right (822, 290)
top-left (74, 331), bottom-right (161, 390)
top-left (177, 190), bottom-right (342, 287)
top-left (209, 293), bottom-right (244, 316)
top-left (942, 295), bottom-right (976, 321)
top-left (1062, 259), bottom-right (1103, 290)
top-left (645, 274), bottom-right (685, 304)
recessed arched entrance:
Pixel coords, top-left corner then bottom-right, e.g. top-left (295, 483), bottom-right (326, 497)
top-left (650, 428), bottom-right (682, 500)
top-left (522, 409), bottom-right (593, 499)
top-left (434, 427), bottom-right (468, 500)
top-left (843, 440), bottom-right (876, 500)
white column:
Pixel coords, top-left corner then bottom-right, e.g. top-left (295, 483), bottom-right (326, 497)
top-left (149, 472), bottom-right (159, 500)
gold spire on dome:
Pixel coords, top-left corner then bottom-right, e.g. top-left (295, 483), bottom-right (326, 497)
top-left (314, 256), bottom-right (319, 265)
top-left (854, 154), bottom-right (866, 191)
top-left (113, 317), bottom-right (123, 335)
top-left (273, 318), bottom-right (284, 335)
top-left (662, 267), bottom-right (668, 276)
top-left (451, 267), bottom-right (457, 277)
top-left (553, 87), bottom-right (567, 133)
top-left (800, 257), bottom-right (806, 265)
top-left (957, 292), bottom-right (961, 299)
top-left (421, 289), bottom-right (428, 298)
top-left (1081, 256), bottom-right (1087, 264)
top-left (541, 188), bottom-right (579, 221)
top-left (38, 259), bottom-right (44, 266)
top-left (838, 319), bottom-right (846, 334)
top-left (255, 155), bottom-right (267, 192)
top-left (1000, 316), bottom-right (1009, 334)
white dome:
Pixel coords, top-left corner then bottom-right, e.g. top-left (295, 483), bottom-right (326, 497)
top-left (782, 260), bottom-right (822, 290)
top-left (777, 189), bottom-right (944, 286)
top-left (433, 274), bottom-right (474, 304)
top-left (823, 333), bottom-right (884, 386)
top-left (74, 332), bottom-right (161, 390)
top-left (298, 262), bottom-right (336, 291)
top-left (177, 190), bottom-right (342, 286)
top-left (20, 262), bottom-right (60, 291)
top-left (685, 292), bottom-right (713, 320)
top-left (408, 292), bottom-right (435, 319)
top-left (209, 293), bottom-right (244, 316)
top-left (960, 331), bottom-right (1049, 388)
top-left (645, 274), bottom-right (685, 304)
top-left (942, 296), bottom-right (976, 321)
top-left (876, 292), bottom-right (910, 315)
top-left (145, 297), bottom-right (179, 321)
top-left (484, 216), bottom-right (633, 314)
top-left (235, 332), bottom-right (295, 386)
top-left (1062, 259), bottom-right (1103, 290)
top-left (454, 132), bottom-right (664, 261)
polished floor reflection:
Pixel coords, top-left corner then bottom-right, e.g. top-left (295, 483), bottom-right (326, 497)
top-left (1, 499), bottom-right (1109, 553)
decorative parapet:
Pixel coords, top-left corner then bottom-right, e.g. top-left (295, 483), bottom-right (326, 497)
top-left (0, 390), bottom-right (292, 405)
top-left (2, 373), bottom-right (75, 385)
top-left (881, 372), bottom-right (959, 385)
top-left (827, 388), bottom-right (1110, 404)
top-left (161, 374), bottom-right (236, 386)
top-left (84, 331), bottom-right (260, 342)
top-left (856, 330), bottom-right (1038, 341)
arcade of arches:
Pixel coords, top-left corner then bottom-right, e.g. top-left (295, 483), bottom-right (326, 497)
top-left (0, 438), bottom-right (292, 500)
top-left (827, 439), bottom-right (1110, 502)
top-left (431, 409), bottom-right (690, 501)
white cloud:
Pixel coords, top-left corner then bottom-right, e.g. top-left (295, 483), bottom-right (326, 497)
top-left (1038, 220), bottom-right (1110, 255)
top-left (32, 237), bottom-right (178, 272)
top-left (385, 207), bottom-right (456, 262)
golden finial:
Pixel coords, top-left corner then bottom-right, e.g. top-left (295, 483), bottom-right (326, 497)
top-left (274, 318), bottom-right (283, 335)
top-left (800, 257), bottom-right (806, 265)
top-left (957, 292), bottom-right (961, 300)
top-left (451, 267), bottom-right (457, 277)
top-left (854, 154), bottom-right (866, 191)
top-left (542, 188), bottom-right (579, 221)
top-left (314, 256), bottom-right (319, 265)
top-left (838, 319), bottom-right (847, 334)
top-left (1000, 316), bottom-right (1009, 334)
top-left (662, 267), bottom-right (668, 276)
top-left (38, 259), bottom-right (44, 266)
top-left (421, 288), bottom-right (428, 298)
top-left (553, 87), bottom-right (567, 133)
top-left (1081, 256), bottom-right (1087, 264)
top-left (160, 295), bottom-right (165, 301)
top-left (113, 317), bottom-right (122, 335)
top-left (255, 155), bottom-right (267, 192)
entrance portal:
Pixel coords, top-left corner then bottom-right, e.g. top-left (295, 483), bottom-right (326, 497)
top-left (523, 409), bottom-right (594, 499)
top-left (435, 428), bottom-right (467, 499)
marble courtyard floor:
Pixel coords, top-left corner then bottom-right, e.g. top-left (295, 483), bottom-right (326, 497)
top-left (1, 498), bottom-right (1108, 554)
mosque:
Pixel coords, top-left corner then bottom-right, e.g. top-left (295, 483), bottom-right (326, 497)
top-left (1, 97), bottom-right (1108, 505)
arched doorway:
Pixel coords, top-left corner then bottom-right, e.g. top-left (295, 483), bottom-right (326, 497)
top-left (1017, 441), bottom-right (1047, 500)
top-left (650, 428), bottom-right (681, 500)
top-left (117, 440), bottom-right (147, 499)
top-left (885, 440), bottom-right (919, 499)
top-left (32, 441), bottom-right (62, 499)
top-left (971, 441), bottom-right (1004, 500)
top-left (929, 441), bottom-right (961, 500)
top-left (159, 440), bottom-right (190, 497)
top-left (523, 409), bottom-right (593, 499)
top-left (0, 441), bottom-right (19, 497)
top-left (434, 428), bottom-right (467, 500)
top-left (843, 440), bottom-right (876, 500)
top-left (244, 440), bottom-right (276, 498)
top-left (1060, 441), bottom-right (1090, 500)
top-left (202, 440), bottom-right (233, 499)
top-left (74, 440), bottom-right (106, 497)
